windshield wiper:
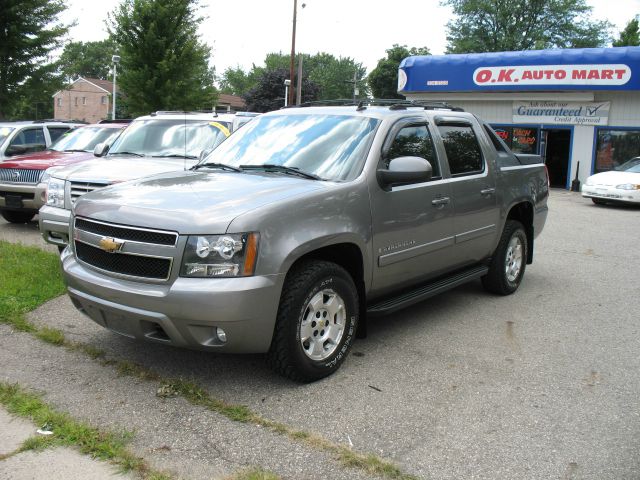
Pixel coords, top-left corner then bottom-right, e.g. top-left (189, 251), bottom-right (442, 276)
top-left (112, 151), bottom-right (144, 157)
top-left (63, 149), bottom-right (90, 153)
top-left (152, 154), bottom-right (198, 159)
top-left (192, 162), bottom-right (242, 172)
top-left (239, 164), bottom-right (322, 180)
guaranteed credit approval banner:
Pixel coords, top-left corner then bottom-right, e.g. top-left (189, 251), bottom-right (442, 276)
top-left (513, 101), bottom-right (610, 125)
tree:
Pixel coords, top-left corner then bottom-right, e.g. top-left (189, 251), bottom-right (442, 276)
top-left (443, 0), bottom-right (611, 53)
top-left (58, 40), bottom-right (118, 81)
top-left (107, 0), bottom-right (216, 117)
top-left (613, 16), bottom-right (640, 47)
top-left (219, 52), bottom-right (366, 101)
top-left (219, 66), bottom-right (263, 97)
top-left (0, 0), bottom-right (68, 119)
top-left (367, 45), bottom-right (430, 99)
top-left (243, 68), bottom-right (319, 113)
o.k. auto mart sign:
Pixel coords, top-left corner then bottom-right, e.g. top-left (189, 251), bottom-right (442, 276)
top-left (512, 101), bottom-right (610, 126)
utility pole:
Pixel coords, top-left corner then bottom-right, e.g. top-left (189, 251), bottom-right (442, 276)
top-left (288, 0), bottom-right (297, 107)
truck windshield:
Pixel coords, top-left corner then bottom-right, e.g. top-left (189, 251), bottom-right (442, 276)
top-left (0, 127), bottom-right (14, 146)
top-left (50, 126), bottom-right (124, 152)
top-left (108, 119), bottom-right (231, 158)
top-left (201, 114), bottom-right (380, 181)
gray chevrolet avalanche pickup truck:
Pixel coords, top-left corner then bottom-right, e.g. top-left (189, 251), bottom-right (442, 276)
top-left (61, 101), bottom-right (548, 382)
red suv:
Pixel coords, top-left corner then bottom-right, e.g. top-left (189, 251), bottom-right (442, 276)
top-left (0, 122), bottom-right (128, 224)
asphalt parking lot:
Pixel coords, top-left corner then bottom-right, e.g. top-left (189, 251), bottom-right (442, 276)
top-left (1, 190), bottom-right (639, 480)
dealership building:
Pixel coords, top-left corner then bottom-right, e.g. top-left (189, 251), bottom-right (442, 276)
top-left (399, 47), bottom-right (640, 188)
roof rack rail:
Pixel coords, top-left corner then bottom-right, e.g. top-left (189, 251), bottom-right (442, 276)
top-left (97, 119), bottom-right (133, 124)
top-left (290, 98), bottom-right (464, 112)
top-left (150, 110), bottom-right (218, 117)
top-left (32, 119), bottom-right (88, 124)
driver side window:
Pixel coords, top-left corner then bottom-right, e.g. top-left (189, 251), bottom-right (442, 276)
top-left (387, 124), bottom-right (440, 178)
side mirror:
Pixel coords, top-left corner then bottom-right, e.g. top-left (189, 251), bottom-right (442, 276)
top-left (6, 144), bottom-right (28, 156)
top-left (93, 143), bottom-right (109, 157)
top-left (377, 156), bottom-right (433, 188)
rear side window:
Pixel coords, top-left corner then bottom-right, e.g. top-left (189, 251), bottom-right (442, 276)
top-left (11, 128), bottom-right (45, 147)
top-left (48, 126), bottom-right (71, 142)
top-left (387, 124), bottom-right (440, 178)
top-left (437, 125), bottom-right (484, 176)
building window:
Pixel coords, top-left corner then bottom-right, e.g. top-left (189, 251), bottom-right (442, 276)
top-left (101, 96), bottom-right (107, 105)
top-left (57, 98), bottom-right (62, 107)
top-left (74, 97), bottom-right (78, 106)
top-left (490, 126), bottom-right (539, 155)
top-left (82, 97), bottom-right (87, 105)
top-left (595, 129), bottom-right (640, 173)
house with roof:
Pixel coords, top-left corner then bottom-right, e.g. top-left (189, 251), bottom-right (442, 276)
top-left (52, 77), bottom-right (116, 123)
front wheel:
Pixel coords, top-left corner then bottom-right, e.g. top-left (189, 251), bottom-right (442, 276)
top-left (267, 260), bottom-right (359, 382)
top-left (592, 198), bottom-right (606, 205)
top-left (482, 220), bottom-right (528, 295)
top-left (1, 210), bottom-right (35, 224)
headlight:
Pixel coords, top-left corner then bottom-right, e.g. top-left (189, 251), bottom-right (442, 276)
top-left (46, 177), bottom-right (65, 207)
top-left (616, 183), bottom-right (640, 190)
top-left (180, 233), bottom-right (259, 277)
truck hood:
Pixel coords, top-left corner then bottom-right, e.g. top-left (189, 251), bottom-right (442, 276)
top-left (0, 150), bottom-right (95, 170)
top-left (49, 155), bottom-right (192, 183)
top-left (74, 170), bottom-right (327, 234)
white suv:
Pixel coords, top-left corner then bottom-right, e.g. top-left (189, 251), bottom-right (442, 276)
top-left (0, 121), bottom-right (83, 161)
top-left (39, 111), bottom-right (257, 247)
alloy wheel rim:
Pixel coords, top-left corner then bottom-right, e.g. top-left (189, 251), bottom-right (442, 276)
top-left (299, 288), bottom-right (346, 361)
top-left (505, 236), bottom-right (523, 282)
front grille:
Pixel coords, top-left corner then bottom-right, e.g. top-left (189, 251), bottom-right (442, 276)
top-left (75, 218), bottom-right (177, 246)
top-left (70, 181), bottom-right (109, 203)
top-left (75, 242), bottom-right (172, 280)
top-left (0, 169), bottom-right (44, 184)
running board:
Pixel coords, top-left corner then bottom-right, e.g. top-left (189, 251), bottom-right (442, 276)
top-left (367, 265), bottom-right (489, 316)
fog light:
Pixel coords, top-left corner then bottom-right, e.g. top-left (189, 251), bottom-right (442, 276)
top-left (216, 327), bottom-right (227, 343)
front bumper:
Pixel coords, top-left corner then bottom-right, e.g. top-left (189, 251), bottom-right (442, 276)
top-left (0, 182), bottom-right (46, 214)
top-left (61, 248), bottom-right (285, 353)
top-left (39, 205), bottom-right (71, 246)
top-left (581, 185), bottom-right (640, 203)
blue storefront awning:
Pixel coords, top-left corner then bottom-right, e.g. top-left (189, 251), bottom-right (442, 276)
top-left (399, 47), bottom-right (640, 93)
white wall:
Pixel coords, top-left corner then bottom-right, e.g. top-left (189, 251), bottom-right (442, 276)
top-left (570, 125), bottom-right (595, 182)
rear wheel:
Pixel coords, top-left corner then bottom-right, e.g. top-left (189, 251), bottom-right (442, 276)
top-left (482, 220), bottom-right (528, 295)
top-left (1, 210), bottom-right (34, 224)
top-left (267, 260), bottom-right (359, 382)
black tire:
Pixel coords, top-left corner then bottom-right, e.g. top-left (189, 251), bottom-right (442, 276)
top-left (267, 260), bottom-right (359, 382)
top-left (592, 198), bottom-right (606, 205)
top-left (482, 220), bottom-right (528, 295)
top-left (57, 245), bottom-right (65, 254)
top-left (1, 210), bottom-right (34, 224)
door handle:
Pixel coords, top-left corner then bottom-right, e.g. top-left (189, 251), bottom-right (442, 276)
top-left (480, 188), bottom-right (496, 196)
top-left (431, 196), bottom-right (450, 207)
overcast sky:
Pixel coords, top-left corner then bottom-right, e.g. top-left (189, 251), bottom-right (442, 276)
top-left (59, 0), bottom-right (640, 75)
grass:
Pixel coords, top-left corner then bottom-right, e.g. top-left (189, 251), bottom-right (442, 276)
top-left (0, 241), bottom-right (66, 325)
top-left (0, 241), bottom-right (419, 480)
top-left (0, 382), bottom-right (170, 479)
top-left (227, 468), bottom-right (281, 480)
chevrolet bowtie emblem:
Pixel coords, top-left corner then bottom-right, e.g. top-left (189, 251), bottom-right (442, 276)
top-left (99, 237), bottom-right (124, 253)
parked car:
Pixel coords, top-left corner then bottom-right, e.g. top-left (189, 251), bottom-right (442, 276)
top-left (582, 158), bottom-right (640, 204)
top-left (61, 101), bottom-right (549, 382)
top-left (0, 122), bottom-right (128, 224)
top-left (0, 120), bottom-right (83, 161)
top-left (39, 111), bottom-right (253, 247)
